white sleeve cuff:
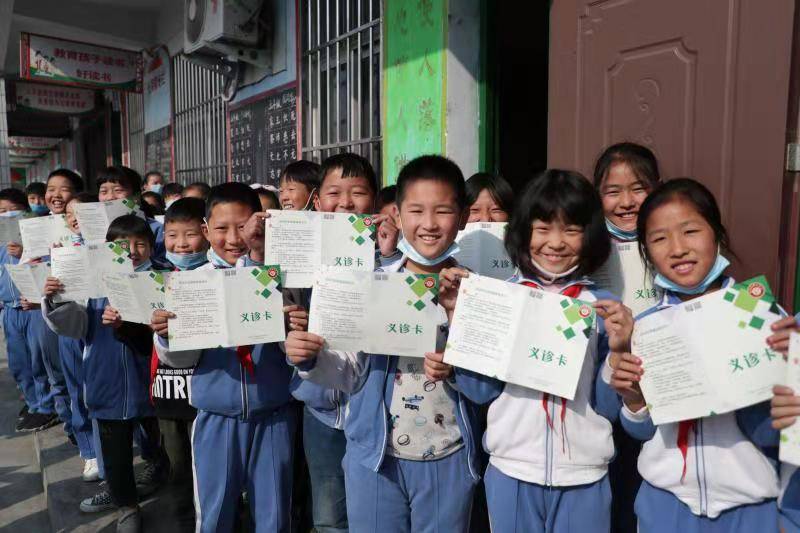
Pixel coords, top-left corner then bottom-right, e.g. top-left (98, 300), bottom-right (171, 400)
top-left (621, 403), bottom-right (650, 423)
top-left (601, 356), bottom-right (614, 385)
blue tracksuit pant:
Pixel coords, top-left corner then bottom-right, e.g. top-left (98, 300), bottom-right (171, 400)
top-left (484, 464), bottom-right (611, 533)
top-left (635, 481), bottom-right (778, 533)
top-left (344, 447), bottom-right (476, 533)
top-left (28, 310), bottom-right (70, 423)
top-left (59, 336), bottom-right (95, 459)
top-left (3, 307), bottom-right (38, 410)
top-left (191, 405), bottom-right (297, 533)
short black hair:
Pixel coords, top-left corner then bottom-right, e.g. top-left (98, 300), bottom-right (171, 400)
top-left (144, 171), bottom-right (163, 182)
top-left (141, 191), bottom-right (166, 215)
top-left (96, 166), bottom-right (141, 193)
top-left (106, 214), bottom-right (155, 248)
top-left (505, 169), bottom-right (610, 279)
top-left (205, 182), bottom-right (261, 219)
top-left (256, 188), bottom-right (280, 210)
top-left (185, 182), bottom-right (212, 198)
top-left (26, 182), bottom-right (46, 197)
top-left (320, 153), bottom-right (378, 195)
top-left (281, 160), bottom-right (321, 191)
top-left (47, 168), bottom-right (85, 193)
top-left (0, 188), bottom-right (30, 211)
top-left (637, 177), bottom-right (731, 265)
top-left (593, 142), bottom-right (661, 190)
top-left (165, 197), bottom-right (206, 225)
top-left (465, 173), bottom-right (514, 215)
top-left (71, 192), bottom-right (99, 204)
top-left (163, 182), bottom-right (184, 198)
top-left (396, 155), bottom-right (467, 210)
top-left (378, 185), bottom-right (397, 210)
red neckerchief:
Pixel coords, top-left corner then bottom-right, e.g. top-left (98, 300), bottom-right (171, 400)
top-left (236, 345), bottom-right (255, 376)
top-left (520, 280), bottom-right (584, 455)
top-left (677, 420), bottom-right (696, 482)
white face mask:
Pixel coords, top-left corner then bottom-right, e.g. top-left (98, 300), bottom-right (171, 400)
top-left (529, 258), bottom-right (580, 285)
top-left (397, 216), bottom-right (460, 267)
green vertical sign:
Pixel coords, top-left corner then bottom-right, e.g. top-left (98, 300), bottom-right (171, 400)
top-left (382, 0), bottom-right (447, 185)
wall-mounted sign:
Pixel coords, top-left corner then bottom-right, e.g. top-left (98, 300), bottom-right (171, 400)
top-left (20, 32), bottom-right (143, 92)
top-left (143, 47), bottom-right (171, 134)
top-left (15, 81), bottom-right (95, 114)
top-left (9, 147), bottom-right (48, 158)
top-left (9, 136), bottom-right (61, 150)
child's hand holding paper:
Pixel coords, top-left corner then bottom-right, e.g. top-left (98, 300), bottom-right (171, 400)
top-left (102, 305), bottom-right (123, 329)
top-left (150, 309), bottom-right (174, 339)
top-left (285, 331), bottom-right (325, 365)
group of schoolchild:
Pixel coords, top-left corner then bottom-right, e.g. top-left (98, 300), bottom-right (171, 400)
top-left (3, 144), bottom-right (800, 533)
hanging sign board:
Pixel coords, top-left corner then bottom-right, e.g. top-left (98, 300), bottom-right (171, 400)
top-left (20, 32), bottom-right (143, 92)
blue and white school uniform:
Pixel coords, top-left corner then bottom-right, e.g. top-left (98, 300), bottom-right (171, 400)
top-left (154, 257), bottom-right (296, 533)
top-left (455, 273), bottom-right (621, 533)
top-left (617, 279), bottom-right (780, 532)
top-left (147, 217), bottom-right (166, 263)
top-left (781, 466), bottom-right (800, 532)
top-left (293, 258), bottom-right (481, 533)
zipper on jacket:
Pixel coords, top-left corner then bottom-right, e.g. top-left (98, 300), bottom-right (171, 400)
top-left (698, 419), bottom-right (708, 515)
top-left (544, 395), bottom-right (553, 486)
top-left (334, 389), bottom-right (342, 429)
top-left (240, 363), bottom-right (249, 420)
top-left (374, 360), bottom-right (390, 472)
top-left (457, 390), bottom-right (478, 481)
top-left (121, 345), bottom-right (129, 418)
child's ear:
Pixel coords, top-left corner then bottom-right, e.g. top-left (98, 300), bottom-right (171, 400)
top-left (201, 220), bottom-right (210, 239)
top-left (312, 194), bottom-right (321, 211)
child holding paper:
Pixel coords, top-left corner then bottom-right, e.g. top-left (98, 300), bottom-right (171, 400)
top-left (0, 188), bottom-right (57, 432)
top-left (608, 178), bottom-right (796, 532)
top-left (287, 155), bottom-right (484, 533)
top-left (593, 142), bottom-right (662, 531)
top-left (465, 172), bottom-right (514, 223)
top-left (151, 197), bottom-right (209, 528)
top-left (150, 183), bottom-right (300, 533)
top-left (440, 169), bottom-right (630, 532)
top-left (279, 159), bottom-right (320, 210)
top-left (96, 166), bottom-right (166, 261)
top-left (59, 191), bottom-right (102, 481)
top-left (42, 215), bottom-right (169, 532)
top-left (289, 152), bottom-right (400, 533)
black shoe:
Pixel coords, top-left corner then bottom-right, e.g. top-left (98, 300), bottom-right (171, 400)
top-left (80, 486), bottom-right (116, 513)
top-left (17, 413), bottom-right (59, 433)
top-left (15, 412), bottom-right (36, 432)
top-left (135, 460), bottom-right (167, 497)
top-left (68, 433), bottom-right (78, 447)
top-left (18, 404), bottom-right (29, 419)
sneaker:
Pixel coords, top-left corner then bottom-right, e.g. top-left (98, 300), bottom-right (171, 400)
top-left (21, 413), bottom-right (59, 432)
top-left (18, 404), bottom-right (29, 419)
top-left (116, 506), bottom-right (142, 533)
top-left (16, 412), bottom-right (56, 432)
top-left (135, 460), bottom-right (167, 497)
top-left (83, 458), bottom-right (100, 482)
top-left (15, 412), bottom-right (36, 432)
top-left (80, 487), bottom-right (116, 513)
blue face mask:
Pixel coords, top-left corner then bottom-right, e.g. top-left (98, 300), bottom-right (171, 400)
top-left (167, 250), bottom-right (208, 270)
top-left (654, 252), bottom-right (730, 295)
top-left (30, 204), bottom-right (49, 215)
top-left (605, 218), bottom-right (638, 242)
top-left (396, 237), bottom-right (460, 267)
top-left (0, 210), bottom-right (23, 218)
top-left (134, 259), bottom-right (153, 272)
top-left (148, 184), bottom-right (164, 195)
top-left (207, 248), bottom-right (235, 269)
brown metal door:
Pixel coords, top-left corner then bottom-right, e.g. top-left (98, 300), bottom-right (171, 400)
top-left (548, 0), bottom-right (795, 290)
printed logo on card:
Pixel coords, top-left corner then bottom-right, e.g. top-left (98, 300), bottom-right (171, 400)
top-left (555, 297), bottom-right (595, 340)
top-left (149, 271), bottom-right (165, 293)
top-left (348, 214), bottom-right (377, 246)
top-left (108, 240), bottom-right (131, 264)
top-left (250, 265), bottom-right (282, 299)
top-left (404, 274), bottom-right (439, 311)
top-left (722, 275), bottom-right (778, 331)
top-left (748, 282), bottom-right (765, 299)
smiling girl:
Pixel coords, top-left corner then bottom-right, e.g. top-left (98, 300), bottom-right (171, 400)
top-left (446, 169), bottom-right (632, 532)
top-left (609, 178), bottom-right (796, 532)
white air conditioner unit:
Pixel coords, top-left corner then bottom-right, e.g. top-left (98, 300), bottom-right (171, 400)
top-left (184, 0), bottom-right (262, 57)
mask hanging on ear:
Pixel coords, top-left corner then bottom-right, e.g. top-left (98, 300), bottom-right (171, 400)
top-left (605, 218), bottom-right (638, 242)
top-left (396, 216), bottom-right (460, 267)
top-left (31, 204), bottom-right (49, 216)
top-left (653, 248), bottom-right (730, 295)
top-left (529, 258), bottom-right (580, 286)
top-left (134, 259), bottom-right (153, 272)
top-left (167, 250), bottom-right (208, 270)
top-left (302, 188), bottom-right (317, 211)
top-left (207, 248), bottom-right (235, 268)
